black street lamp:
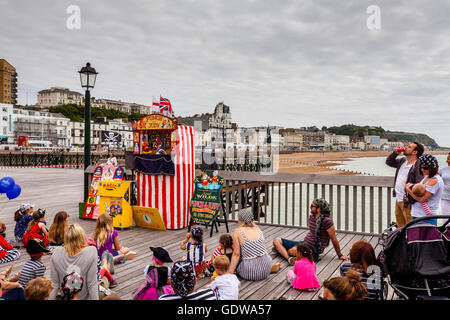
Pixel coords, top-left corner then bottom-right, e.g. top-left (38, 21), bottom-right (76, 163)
top-left (78, 62), bottom-right (98, 201)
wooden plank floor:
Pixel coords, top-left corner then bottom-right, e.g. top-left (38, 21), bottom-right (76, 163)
top-left (0, 168), bottom-right (393, 300)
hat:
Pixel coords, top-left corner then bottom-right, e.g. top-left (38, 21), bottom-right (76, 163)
top-left (419, 154), bottom-right (438, 167)
top-left (170, 261), bottom-right (196, 297)
top-left (149, 246), bottom-right (173, 263)
top-left (20, 203), bottom-right (35, 211)
top-left (26, 238), bottom-right (50, 256)
top-left (238, 207), bottom-right (254, 224)
top-left (61, 272), bottom-right (84, 300)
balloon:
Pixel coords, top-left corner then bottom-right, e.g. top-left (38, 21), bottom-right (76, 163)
top-left (0, 177), bottom-right (15, 194)
top-left (6, 184), bottom-right (21, 200)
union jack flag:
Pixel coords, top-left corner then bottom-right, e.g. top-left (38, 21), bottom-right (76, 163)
top-left (159, 96), bottom-right (172, 113)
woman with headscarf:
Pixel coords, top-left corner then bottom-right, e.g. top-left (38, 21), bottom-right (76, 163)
top-left (228, 208), bottom-right (280, 281)
top-left (406, 154), bottom-right (444, 225)
top-left (273, 198), bottom-right (350, 264)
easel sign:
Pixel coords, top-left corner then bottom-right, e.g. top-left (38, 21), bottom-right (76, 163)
top-left (188, 170), bottom-right (229, 237)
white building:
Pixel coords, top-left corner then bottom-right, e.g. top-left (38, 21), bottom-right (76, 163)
top-left (69, 118), bottom-right (133, 151)
top-left (37, 87), bottom-right (83, 108)
top-left (324, 133), bottom-right (350, 151)
top-left (179, 102), bottom-right (234, 150)
top-left (364, 135), bottom-right (381, 147)
top-left (12, 108), bottom-right (71, 148)
top-left (0, 103), bottom-right (14, 143)
top-left (351, 141), bottom-right (367, 150)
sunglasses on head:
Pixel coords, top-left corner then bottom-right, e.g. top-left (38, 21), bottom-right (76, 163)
top-left (37, 209), bottom-right (46, 217)
top-left (420, 166), bottom-right (429, 169)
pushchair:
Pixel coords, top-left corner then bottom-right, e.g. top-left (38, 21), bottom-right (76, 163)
top-left (377, 215), bottom-right (450, 300)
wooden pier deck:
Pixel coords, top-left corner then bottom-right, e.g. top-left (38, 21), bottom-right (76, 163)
top-left (0, 168), bottom-right (393, 300)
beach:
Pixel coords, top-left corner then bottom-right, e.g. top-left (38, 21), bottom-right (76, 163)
top-left (277, 150), bottom-right (448, 175)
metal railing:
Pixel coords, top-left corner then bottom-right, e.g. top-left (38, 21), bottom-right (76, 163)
top-left (212, 170), bottom-right (394, 236)
top-left (0, 152), bottom-right (123, 168)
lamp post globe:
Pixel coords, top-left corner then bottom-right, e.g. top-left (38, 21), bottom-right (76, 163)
top-left (78, 62), bottom-right (98, 202)
top-left (78, 62), bottom-right (98, 90)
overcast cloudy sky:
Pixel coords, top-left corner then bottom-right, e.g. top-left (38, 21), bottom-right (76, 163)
top-left (1, 0), bottom-right (449, 146)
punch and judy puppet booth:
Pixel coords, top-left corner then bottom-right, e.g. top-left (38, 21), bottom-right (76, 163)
top-left (133, 114), bottom-right (195, 230)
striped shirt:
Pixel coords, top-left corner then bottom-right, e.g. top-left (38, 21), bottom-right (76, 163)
top-left (159, 288), bottom-right (217, 300)
top-left (236, 229), bottom-right (272, 281)
top-left (304, 215), bottom-right (334, 254)
top-left (339, 263), bottom-right (380, 300)
top-left (18, 259), bottom-right (46, 287)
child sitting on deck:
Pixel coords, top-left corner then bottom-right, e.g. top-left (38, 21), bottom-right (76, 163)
top-left (14, 203), bottom-right (34, 244)
top-left (18, 238), bottom-right (50, 288)
top-left (24, 277), bottom-right (53, 300)
top-left (0, 234), bottom-right (20, 264)
top-left (181, 227), bottom-right (208, 277)
top-left (209, 255), bottom-right (240, 300)
top-left (286, 243), bottom-right (320, 291)
top-left (23, 209), bottom-right (49, 247)
top-left (133, 246), bottom-right (174, 300)
top-left (207, 233), bottom-right (233, 280)
top-left (94, 214), bottom-right (136, 264)
top-left (48, 211), bottom-right (69, 246)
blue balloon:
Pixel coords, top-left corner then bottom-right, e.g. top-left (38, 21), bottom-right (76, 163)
top-left (6, 184), bottom-right (21, 200)
top-left (0, 176), bottom-right (15, 194)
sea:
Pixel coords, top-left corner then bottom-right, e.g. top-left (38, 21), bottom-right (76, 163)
top-left (265, 154), bottom-right (448, 232)
top-left (330, 154), bottom-right (448, 176)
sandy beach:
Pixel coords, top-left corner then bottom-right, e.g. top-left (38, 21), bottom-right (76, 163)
top-left (277, 150), bottom-right (448, 175)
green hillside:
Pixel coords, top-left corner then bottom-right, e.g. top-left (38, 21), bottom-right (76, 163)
top-left (48, 104), bottom-right (146, 123)
top-left (322, 124), bottom-right (439, 148)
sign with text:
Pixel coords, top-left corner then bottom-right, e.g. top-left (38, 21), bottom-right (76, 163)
top-left (189, 170), bottom-right (224, 224)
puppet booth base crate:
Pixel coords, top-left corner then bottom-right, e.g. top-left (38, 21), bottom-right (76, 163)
top-left (98, 180), bottom-right (134, 229)
top-left (132, 114), bottom-right (195, 230)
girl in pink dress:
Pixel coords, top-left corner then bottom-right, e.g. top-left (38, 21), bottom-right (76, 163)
top-left (286, 243), bottom-right (320, 291)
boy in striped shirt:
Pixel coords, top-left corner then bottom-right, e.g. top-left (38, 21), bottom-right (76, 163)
top-left (18, 238), bottom-right (50, 288)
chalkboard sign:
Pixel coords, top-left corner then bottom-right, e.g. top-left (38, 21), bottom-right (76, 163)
top-left (189, 170), bottom-right (228, 236)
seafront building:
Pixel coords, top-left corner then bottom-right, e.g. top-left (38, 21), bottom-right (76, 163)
top-left (324, 133), bottom-right (350, 151)
top-left (36, 87), bottom-right (153, 116)
top-left (279, 128), bottom-right (303, 151)
top-left (37, 87), bottom-right (84, 108)
top-left (0, 59), bottom-right (18, 105)
top-left (69, 117), bottom-right (132, 151)
top-left (12, 108), bottom-right (72, 149)
top-left (178, 102), bottom-right (235, 150)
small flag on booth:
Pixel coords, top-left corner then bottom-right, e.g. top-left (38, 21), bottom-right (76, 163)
top-left (152, 97), bottom-right (160, 113)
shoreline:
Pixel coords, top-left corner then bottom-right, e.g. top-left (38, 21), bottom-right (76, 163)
top-left (277, 150), bottom-right (448, 175)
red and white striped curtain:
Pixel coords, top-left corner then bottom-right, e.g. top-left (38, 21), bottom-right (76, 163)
top-left (137, 125), bottom-right (195, 229)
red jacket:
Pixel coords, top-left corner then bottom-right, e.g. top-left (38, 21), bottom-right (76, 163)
top-left (0, 234), bottom-right (14, 259)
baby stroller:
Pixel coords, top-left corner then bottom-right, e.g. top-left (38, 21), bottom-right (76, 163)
top-left (377, 215), bottom-right (450, 300)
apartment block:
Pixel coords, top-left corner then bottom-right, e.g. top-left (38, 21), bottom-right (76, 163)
top-left (0, 59), bottom-right (18, 105)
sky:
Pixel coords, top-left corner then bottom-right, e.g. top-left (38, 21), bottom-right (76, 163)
top-left (1, 0), bottom-right (449, 147)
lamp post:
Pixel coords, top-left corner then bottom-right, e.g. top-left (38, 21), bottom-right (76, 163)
top-left (78, 62), bottom-right (98, 201)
